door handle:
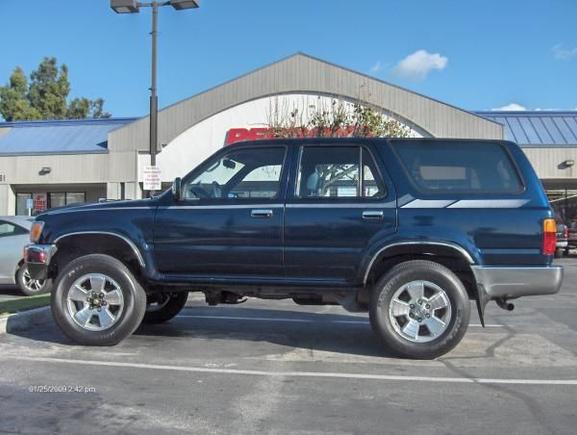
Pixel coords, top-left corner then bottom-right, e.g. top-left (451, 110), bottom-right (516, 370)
top-left (251, 209), bottom-right (273, 218)
top-left (362, 210), bottom-right (384, 220)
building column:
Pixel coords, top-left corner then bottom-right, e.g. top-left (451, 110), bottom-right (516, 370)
top-left (0, 184), bottom-right (16, 215)
top-left (106, 182), bottom-right (121, 200)
top-left (125, 182), bottom-right (142, 200)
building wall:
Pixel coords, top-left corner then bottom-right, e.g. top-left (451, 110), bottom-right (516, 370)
top-left (112, 54), bottom-right (503, 154)
top-left (137, 93), bottom-right (422, 182)
top-left (523, 148), bottom-right (577, 180)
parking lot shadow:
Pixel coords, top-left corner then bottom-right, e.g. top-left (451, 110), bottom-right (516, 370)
top-left (134, 306), bottom-right (396, 358)
top-left (6, 305), bottom-right (397, 358)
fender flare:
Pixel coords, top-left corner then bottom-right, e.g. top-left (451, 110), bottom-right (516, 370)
top-left (362, 241), bottom-right (475, 286)
top-left (54, 231), bottom-right (146, 268)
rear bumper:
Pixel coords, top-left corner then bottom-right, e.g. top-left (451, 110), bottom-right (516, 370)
top-left (471, 265), bottom-right (563, 300)
top-left (24, 244), bottom-right (57, 280)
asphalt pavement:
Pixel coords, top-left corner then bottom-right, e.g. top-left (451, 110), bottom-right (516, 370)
top-left (0, 258), bottom-right (576, 434)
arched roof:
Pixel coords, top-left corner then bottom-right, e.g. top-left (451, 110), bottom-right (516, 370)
top-left (108, 53), bottom-right (503, 152)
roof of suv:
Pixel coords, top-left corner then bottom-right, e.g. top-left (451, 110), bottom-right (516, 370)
top-left (226, 137), bottom-right (509, 147)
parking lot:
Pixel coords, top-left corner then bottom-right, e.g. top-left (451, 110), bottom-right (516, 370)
top-left (0, 258), bottom-right (575, 434)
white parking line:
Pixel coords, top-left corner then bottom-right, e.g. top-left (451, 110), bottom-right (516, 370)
top-left (10, 356), bottom-right (577, 386)
top-left (177, 314), bottom-right (502, 328)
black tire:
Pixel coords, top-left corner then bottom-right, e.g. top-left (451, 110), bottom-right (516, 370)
top-left (143, 292), bottom-right (188, 324)
top-left (369, 260), bottom-right (470, 359)
top-left (16, 263), bottom-right (52, 296)
top-left (51, 254), bottom-right (146, 346)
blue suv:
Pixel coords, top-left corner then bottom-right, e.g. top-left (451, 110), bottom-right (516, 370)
top-left (25, 138), bottom-right (563, 358)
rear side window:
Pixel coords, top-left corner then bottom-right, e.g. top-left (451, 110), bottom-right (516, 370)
top-left (391, 141), bottom-right (523, 193)
top-left (296, 146), bottom-right (386, 199)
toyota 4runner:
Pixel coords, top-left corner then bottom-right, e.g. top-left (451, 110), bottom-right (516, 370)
top-left (25, 138), bottom-right (563, 359)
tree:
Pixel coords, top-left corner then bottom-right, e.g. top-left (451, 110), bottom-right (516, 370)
top-left (0, 57), bottom-right (110, 121)
top-left (0, 67), bottom-right (41, 121)
top-left (266, 96), bottom-right (412, 139)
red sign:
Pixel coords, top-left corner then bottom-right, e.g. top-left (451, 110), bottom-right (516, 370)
top-left (224, 126), bottom-right (358, 146)
top-left (33, 193), bottom-right (47, 212)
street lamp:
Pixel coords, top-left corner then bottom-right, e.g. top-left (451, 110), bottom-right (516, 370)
top-left (110, 0), bottom-right (200, 195)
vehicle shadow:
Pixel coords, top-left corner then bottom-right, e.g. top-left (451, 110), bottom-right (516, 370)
top-left (134, 306), bottom-right (396, 358)
top-left (9, 306), bottom-right (398, 359)
top-left (0, 286), bottom-right (22, 297)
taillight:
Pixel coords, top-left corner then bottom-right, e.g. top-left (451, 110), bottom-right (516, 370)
top-left (543, 218), bottom-right (557, 256)
top-left (564, 227), bottom-right (569, 239)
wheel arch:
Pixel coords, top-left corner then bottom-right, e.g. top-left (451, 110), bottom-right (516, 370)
top-left (362, 241), bottom-right (478, 302)
top-left (51, 232), bottom-right (146, 277)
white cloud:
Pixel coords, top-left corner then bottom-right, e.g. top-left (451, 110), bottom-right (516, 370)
top-left (370, 61), bottom-right (383, 73)
top-left (553, 44), bottom-right (577, 60)
top-left (393, 50), bottom-right (448, 80)
top-left (491, 103), bottom-right (527, 111)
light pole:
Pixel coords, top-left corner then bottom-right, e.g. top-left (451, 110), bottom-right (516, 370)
top-left (111, 0), bottom-right (200, 195)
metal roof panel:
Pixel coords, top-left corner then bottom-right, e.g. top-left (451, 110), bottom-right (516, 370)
top-left (0, 118), bottom-right (137, 154)
top-left (476, 111), bottom-right (577, 146)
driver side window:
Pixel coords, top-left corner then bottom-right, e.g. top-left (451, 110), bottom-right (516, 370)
top-left (183, 147), bottom-right (286, 200)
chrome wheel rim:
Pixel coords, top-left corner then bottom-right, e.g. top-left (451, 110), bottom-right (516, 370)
top-left (66, 273), bottom-right (125, 332)
top-left (22, 268), bottom-right (45, 293)
top-left (388, 280), bottom-right (452, 343)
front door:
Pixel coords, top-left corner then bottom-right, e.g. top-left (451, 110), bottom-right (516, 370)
top-left (284, 143), bottom-right (397, 284)
top-left (154, 145), bottom-right (288, 278)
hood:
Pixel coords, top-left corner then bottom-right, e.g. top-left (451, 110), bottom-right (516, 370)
top-left (37, 198), bottom-right (156, 217)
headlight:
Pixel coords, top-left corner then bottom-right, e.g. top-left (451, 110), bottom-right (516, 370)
top-left (29, 221), bottom-right (45, 243)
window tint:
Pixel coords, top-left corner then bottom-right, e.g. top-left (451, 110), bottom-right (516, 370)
top-left (297, 146), bottom-right (386, 198)
top-left (391, 141), bottom-right (523, 193)
top-left (0, 221), bottom-right (26, 238)
top-left (363, 151), bottom-right (386, 198)
top-left (183, 147), bottom-right (285, 200)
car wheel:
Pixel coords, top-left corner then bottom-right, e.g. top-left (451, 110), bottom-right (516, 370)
top-left (16, 263), bottom-right (52, 296)
top-left (369, 260), bottom-right (470, 359)
top-left (51, 254), bottom-right (146, 346)
top-left (142, 292), bottom-right (188, 324)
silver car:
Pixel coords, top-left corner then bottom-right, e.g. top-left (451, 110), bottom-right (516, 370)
top-left (0, 216), bottom-right (51, 296)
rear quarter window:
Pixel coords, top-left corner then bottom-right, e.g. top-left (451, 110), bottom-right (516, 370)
top-left (390, 141), bottom-right (524, 194)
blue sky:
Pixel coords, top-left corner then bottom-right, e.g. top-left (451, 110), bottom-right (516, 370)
top-left (1, 0), bottom-right (576, 117)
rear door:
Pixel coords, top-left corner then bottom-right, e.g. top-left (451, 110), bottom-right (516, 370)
top-left (284, 143), bottom-right (397, 283)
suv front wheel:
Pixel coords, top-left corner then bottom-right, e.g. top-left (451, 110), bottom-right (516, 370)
top-left (369, 260), bottom-right (470, 359)
top-left (51, 254), bottom-right (146, 346)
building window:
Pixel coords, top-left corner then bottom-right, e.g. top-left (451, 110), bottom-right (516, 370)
top-left (16, 192), bottom-right (87, 215)
top-left (16, 193), bottom-right (32, 216)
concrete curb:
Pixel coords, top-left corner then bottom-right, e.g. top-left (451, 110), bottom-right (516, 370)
top-left (0, 306), bottom-right (51, 335)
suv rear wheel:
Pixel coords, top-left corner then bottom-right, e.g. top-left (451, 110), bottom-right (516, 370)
top-left (369, 260), bottom-right (470, 359)
top-left (143, 292), bottom-right (188, 324)
top-left (51, 254), bottom-right (146, 346)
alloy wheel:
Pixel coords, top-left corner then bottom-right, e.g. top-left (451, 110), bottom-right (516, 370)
top-left (66, 273), bottom-right (125, 331)
top-left (22, 268), bottom-right (46, 293)
top-left (388, 280), bottom-right (452, 343)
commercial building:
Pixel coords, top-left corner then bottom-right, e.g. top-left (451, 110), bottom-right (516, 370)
top-left (1, 53), bottom-right (576, 217)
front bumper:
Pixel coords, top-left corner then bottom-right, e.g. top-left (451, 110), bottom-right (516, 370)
top-left (472, 265), bottom-right (563, 300)
top-left (24, 244), bottom-right (57, 280)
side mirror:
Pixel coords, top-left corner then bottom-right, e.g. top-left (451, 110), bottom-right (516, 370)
top-left (172, 177), bottom-right (182, 201)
